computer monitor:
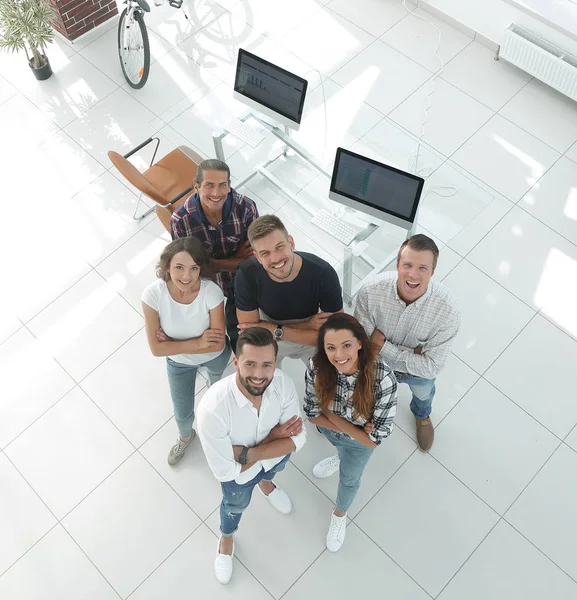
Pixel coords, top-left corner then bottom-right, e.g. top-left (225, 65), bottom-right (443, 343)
top-left (329, 148), bottom-right (425, 230)
top-left (233, 48), bottom-right (308, 131)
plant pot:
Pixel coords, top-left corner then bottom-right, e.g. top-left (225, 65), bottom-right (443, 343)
top-left (29, 55), bottom-right (52, 81)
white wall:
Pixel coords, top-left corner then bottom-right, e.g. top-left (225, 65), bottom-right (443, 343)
top-left (420, 0), bottom-right (577, 56)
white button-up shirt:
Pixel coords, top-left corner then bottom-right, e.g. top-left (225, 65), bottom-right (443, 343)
top-left (354, 271), bottom-right (460, 380)
top-left (197, 370), bottom-right (307, 484)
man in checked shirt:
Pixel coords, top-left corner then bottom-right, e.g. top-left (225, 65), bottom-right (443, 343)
top-left (170, 159), bottom-right (259, 352)
top-left (354, 234), bottom-right (460, 452)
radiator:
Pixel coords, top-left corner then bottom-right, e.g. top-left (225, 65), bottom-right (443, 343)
top-left (500, 24), bottom-right (577, 102)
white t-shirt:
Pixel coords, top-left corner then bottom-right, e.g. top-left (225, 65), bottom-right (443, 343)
top-left (141, 278), bottom-right (225, 366)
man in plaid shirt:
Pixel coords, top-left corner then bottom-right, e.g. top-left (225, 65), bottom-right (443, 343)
top-left (170, 159), bottom-right (259, 352)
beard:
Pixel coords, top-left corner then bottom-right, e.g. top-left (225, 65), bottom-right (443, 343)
top-left (238, 373), bottom-right (273, 397)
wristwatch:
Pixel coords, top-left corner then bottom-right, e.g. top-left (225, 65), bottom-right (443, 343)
top-left (273, 324), bottom-right (284, 341)
top-left (239, 446), bottom-right (249, 465)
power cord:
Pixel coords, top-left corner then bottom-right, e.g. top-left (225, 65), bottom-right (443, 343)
top-left (401, 0), bottom-right (456, 198)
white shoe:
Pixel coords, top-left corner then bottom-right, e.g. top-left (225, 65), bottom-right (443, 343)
top-left (214, 536), bottom-right (234, 584)
top-left (313, 455), bottom-right (340, 478)
top-left (326, 512), bottom-right (347, 552)
top-left (257, 482), bottom-right (292, 514)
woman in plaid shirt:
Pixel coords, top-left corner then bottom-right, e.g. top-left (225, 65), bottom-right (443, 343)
top-left (304, 313), bottom-right (397, 552)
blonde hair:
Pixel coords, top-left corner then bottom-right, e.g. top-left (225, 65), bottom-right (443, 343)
top-left (248, 215), bottom-right (289, 246)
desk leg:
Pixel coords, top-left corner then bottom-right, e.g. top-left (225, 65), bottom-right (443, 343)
top-left (343, 246), bottom-right (354, 306)
top-left (213, 133), bottom-right (226, 162)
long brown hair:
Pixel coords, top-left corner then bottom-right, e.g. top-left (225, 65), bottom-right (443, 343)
top-left (313, 313), bottom-right (376, 421)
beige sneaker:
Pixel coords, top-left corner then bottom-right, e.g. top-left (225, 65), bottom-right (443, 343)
top-left (167, 430), bottom-right (196, 466)
top-left (416, 417), bottom-right (434, 452)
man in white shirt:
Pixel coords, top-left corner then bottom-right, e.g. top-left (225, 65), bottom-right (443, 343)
top-left (354, 234), bottom-right (460, 452)
top-left (197, 327), bottom-right (307, 585)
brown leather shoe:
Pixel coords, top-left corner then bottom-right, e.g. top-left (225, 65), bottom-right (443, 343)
top-left (416, 417), bottom-right (434, 452)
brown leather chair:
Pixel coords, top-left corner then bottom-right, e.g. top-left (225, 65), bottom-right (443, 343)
top-left (108, 138), bottom-right (204, 232)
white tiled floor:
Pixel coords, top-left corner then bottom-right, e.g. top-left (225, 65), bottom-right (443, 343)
top-left (1, 0), bottom-right (577, 598)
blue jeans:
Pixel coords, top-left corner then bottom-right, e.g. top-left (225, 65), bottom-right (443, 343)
top-left (220, 453), bottom-right (291, 536)
top-left (166, 340), bottom-right (231, 438)
top-left (319, 427), bottom-right (374, 513)
top-left (395, 372), bottom-right (436, 420)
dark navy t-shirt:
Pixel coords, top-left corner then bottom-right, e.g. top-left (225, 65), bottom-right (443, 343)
top-left (234, 252), bottom-right (343, 321)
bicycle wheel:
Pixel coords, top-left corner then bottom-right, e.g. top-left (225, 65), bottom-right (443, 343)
top-left (118, 8), bottom-right (150, 89)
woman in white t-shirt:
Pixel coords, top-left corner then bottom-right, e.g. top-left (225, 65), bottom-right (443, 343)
top-left (142, 237), bottom-right (231, 466)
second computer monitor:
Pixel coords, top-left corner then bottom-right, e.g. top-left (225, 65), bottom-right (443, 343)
top-left (233, 48), bottom-right (308, 131)
top-left (329, 148), bottom-right (425, 230)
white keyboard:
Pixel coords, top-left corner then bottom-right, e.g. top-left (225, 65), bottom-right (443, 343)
top-left (224, 118), bottom-right (265, 147)
top-left (312, 210), bottom-right (358, 246)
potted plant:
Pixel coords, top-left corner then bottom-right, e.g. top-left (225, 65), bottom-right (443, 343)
top-left (0, 0), bottom-right (56, 80)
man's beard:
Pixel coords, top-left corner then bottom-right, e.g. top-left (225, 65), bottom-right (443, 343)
top-left (239, 373), bottom-right (273, 397)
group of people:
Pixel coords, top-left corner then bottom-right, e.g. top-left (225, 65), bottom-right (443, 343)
top-left (141, 159), bottom-right (460, 584)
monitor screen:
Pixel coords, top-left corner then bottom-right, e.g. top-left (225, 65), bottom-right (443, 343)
top-left (234, 49), bottom-right (308, 127)
top-left (330, 148), bottom-right (424, 224)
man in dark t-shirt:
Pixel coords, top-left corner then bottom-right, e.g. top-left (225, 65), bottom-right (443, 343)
top-left (235, 215), bottom-right (343, 364)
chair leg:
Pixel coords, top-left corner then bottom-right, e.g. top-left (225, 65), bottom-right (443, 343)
top-left (133, 193), bottom-right (157, 220)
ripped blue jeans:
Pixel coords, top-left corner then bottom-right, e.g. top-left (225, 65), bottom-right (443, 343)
top-left (219, 453), bottom-right (291, 536)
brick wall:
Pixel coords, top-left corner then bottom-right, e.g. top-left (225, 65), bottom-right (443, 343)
top-left (49, 0), bottom-right (118, 41)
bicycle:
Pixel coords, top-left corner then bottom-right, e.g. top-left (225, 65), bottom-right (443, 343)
top-left (118, 0), bottom-right (151, 89)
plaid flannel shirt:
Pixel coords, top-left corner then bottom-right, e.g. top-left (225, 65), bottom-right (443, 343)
top-left (170, 189), bottom-right (259, 297)
top-left (303, 356), bottom-right (397, 445)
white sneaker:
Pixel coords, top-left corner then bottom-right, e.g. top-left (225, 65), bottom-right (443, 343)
top-left (167, 430), bottom-right (195, 466)
top-left (313, 455), bottom-right (340, 478)
top-left (326, 512), bottom-right (347, 552)
top-left (214, 536), bottom-right (234, 584)
top-left (257, 482), bottom-right (293, 514)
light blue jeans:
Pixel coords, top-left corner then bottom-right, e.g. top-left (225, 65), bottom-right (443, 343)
top-left (319, 427), bottom-right (374, 513)
top-left (395, 373), bottom-right (436, 420)
top-left (220, 453), bottom-right (291, 536)
top-left (166, 340), bottom-right (231, 438)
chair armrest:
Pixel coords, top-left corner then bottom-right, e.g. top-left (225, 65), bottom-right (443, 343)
top-left (167, 185), bottom-right (195, 206)
top-left (123, 137), bottom-right (159, 159)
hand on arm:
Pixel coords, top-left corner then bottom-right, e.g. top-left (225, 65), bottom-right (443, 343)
top-left (323, 411), bottom-right (376, 448)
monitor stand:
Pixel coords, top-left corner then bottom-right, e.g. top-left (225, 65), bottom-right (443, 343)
top-left (212, 112), bottom-right (416, 305)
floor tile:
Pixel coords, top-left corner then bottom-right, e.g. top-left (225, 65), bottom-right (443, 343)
top-left (332, 39), bottom-right (430, 115)
top-left (394, 352), bottom-right (479, 441)
top-left (355, 452), bottom-right (498, 596)
top-left (5, 387), bottom-right (133, 519)
top-left (81, 328), bottom-right (183, 447)
top-left (438, 519), bottom-right (577, 600)
top-left (381, 7), bottom-right (473, 74)
top-left (442, 260), bottom-right (535, 373)
top-left (519, 156), bottom-right (577, 246)
top-left (327, 0), bottom-right (411, 37)
top-left (441, 40), bottom-right (531, 111)
top-left (432, 378), bottom-right (558, 514)
top-left (0, 454), bottom-right (56, 576)
top-left (79, 25), bottom-right (174, 86)
top-left (506, 444), bottom-right (577, 581)
top-left (0, 74), bottom-right (17, 105)
top-left (66, 171), bottom-right (148, 266)
top-left (95, 219), bottom-right (172, 315)
top-left (448, 193), bottom-right (512, 257)
top-left (418, 161), bottom-right (497, 243)
top-left (452, 115), bottom-right (560, 202)
top-left (467, 206), bottom-right (577, 316)
top-left (0, 312), bottom-right (21, 346)
top-left (485, 314), bottom-right (577, 439)
top-left (566, 427), bottom-right (577, 453)
top-left (283, 522), bottom-right (430, 600)
top-left (281, 8), bottom-right (375, 78)
top-left (291, 420), bottom-right (416, 518)
top-left (27, 271), bottom-right (143, 382)
top-left (389, 77), bottom-right (493, 157)
top-left (0, 328), bottom-right (75, 449)
top-left (0, 525), bottom-right (118, 600)
top-left (146, 0), bottom-right (225, 46)
top-left (129, 523), bottom-right (271, 598)
top-left (499, 78), bottom-right (577, 154)
top-left (62, 453), bottom-right (200, 598)
top-left (140, 399), bottom-right (224, 521)
top-left (12, 52), bottom-right (118, 128)
top-left (566, 140), bottom-right (577, 164)
top-left (64, 88), bottom-right (160, 168)
top-left (0, 93), bottom-right (59, 158)
top-left (122, 47), bottom-right (219, 116)
top-left (205, 462), bottom-right (334, 598)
